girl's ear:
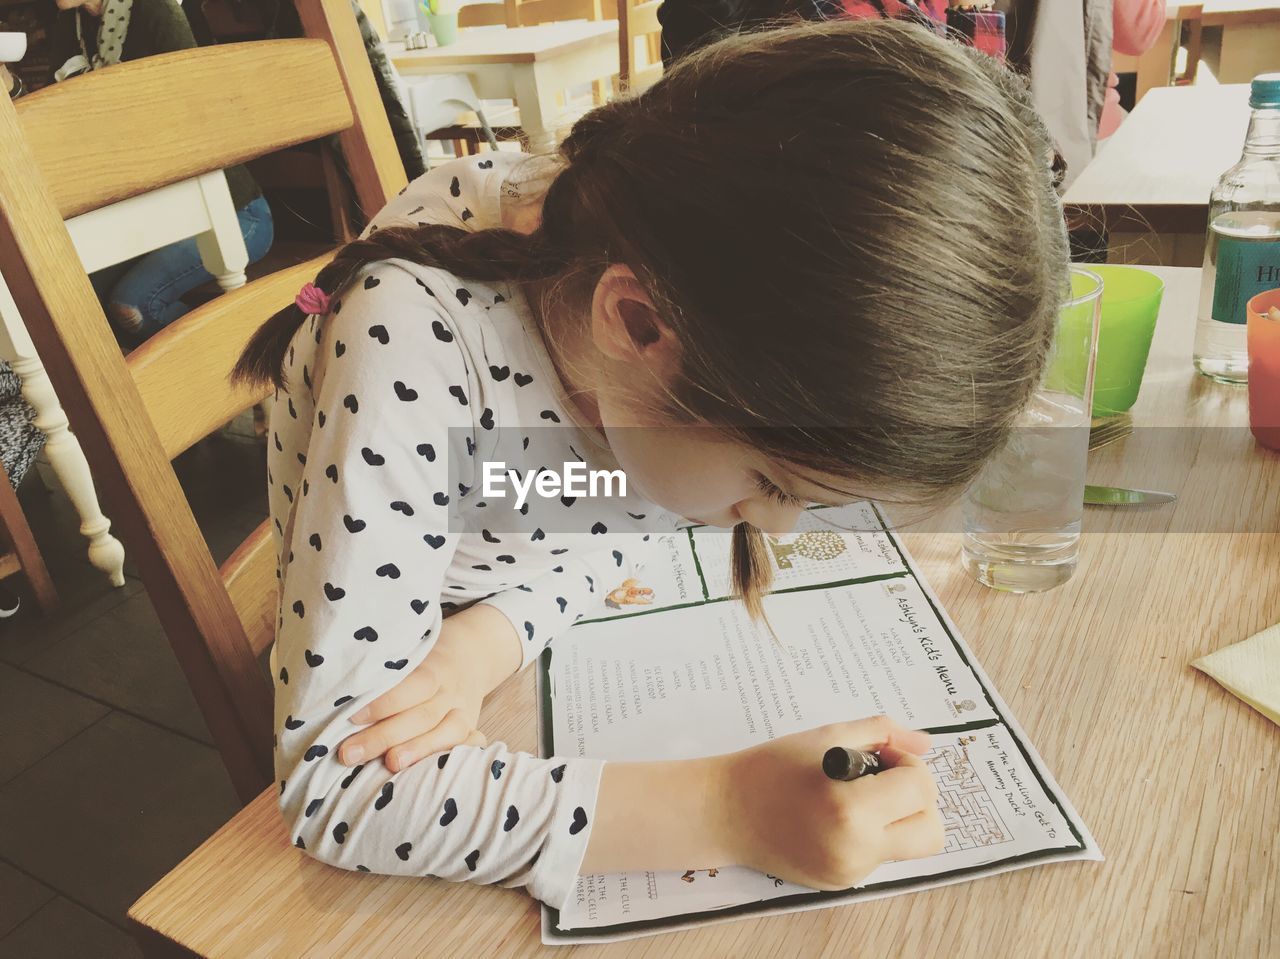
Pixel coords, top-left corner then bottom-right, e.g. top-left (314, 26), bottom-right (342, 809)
top-left (590, 264), bottom-right (682, 380)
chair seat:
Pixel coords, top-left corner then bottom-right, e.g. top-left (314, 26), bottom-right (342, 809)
top-left (128, 786), bottom-right (544, 955)
top-left (129, 667), bottom-right (548, 955)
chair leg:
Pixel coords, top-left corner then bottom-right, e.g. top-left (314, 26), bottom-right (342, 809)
top-left (473, 110), bottom-right (500, 151)
top-left (0, 458), bottom-right (57, 614)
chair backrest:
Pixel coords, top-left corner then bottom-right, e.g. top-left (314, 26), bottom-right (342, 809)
top-left (513, 0), bottom-right (607, 24)
top-left (458, 1), bottom-right (512, 28)
top-left (618, 0), bottom-right (662, 94)
top-left (0, 0), bottom-right (407, 804)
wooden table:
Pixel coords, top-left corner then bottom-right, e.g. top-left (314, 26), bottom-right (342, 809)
top-left (129, 267), bottom-right (1278, 956)
top-left (1125, 1), bottom-right (1203, 104)
top-left (1202, 0), bottom-right (1280, 83)
top-left (388, 22), bottom-right (619, 153)
top-left (1064, 83), bottom-right (1253, 265)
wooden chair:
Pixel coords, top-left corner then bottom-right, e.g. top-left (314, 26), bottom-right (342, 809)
top-left (617, 0), bottom-right (662, 94)
top-left (0, 457), bottom-right (57, 614)
top-left (512, 0), bottom-right (613, 107)
top-left (0, 0), bottom-right (405, 803)
top-left (458, 0), bottom-right (512, 26)
top-left (511, 0), bottom-right (606, 26)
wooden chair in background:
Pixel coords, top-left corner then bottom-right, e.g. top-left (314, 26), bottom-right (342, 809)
top-left (510, 0), bottom-right (612, 106)
top-left (0, 0), bottom-right (404, 803)
top-left (458, 0), bottom-right (513, 25)
top-left (0, 457), bottom-right (57, 614)
top-left (617, 0), bottom-right (662, 94)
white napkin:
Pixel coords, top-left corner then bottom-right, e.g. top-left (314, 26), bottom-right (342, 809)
top-left (1192, 623), bottom-right (1280, 727)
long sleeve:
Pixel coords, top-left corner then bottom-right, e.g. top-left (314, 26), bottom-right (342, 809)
top-left (481, 533), bottom-right (663, 674)
top-left (269, 261), bottom-right (604, 909)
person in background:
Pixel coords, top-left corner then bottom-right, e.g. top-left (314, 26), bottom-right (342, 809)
top-left (1097, 0), bottom-right (1163, 140)
top-left (244, 0), bottom-right (427, 186)
top-left (657, 0), bottom-right (829, 66)
top-left (49, 0), bottom-right (274, 345)
top-left (658, 0), bottom-right (946, 66)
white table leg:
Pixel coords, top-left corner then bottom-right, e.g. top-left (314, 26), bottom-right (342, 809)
top-left (194, 172), bottom-right (249, 292)
top-left (0, 276), bottom-right (126, 587)
top-left (511, 62), bottom-right (562, 155)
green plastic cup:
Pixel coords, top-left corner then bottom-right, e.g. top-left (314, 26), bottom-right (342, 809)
top-left (1043, 268), bottom-right (1103, 403)
top-left (1087, 265), bottom-right (1164, 416)
top-left (427, 11), bottom-right (459, 46)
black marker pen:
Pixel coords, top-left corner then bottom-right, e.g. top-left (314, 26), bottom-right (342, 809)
top-left (822, 746), bottom-right (883, 781)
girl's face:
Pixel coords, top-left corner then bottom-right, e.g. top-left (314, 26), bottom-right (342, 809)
top-left (599, 419), bottom-right (808, 534)
top-left (585, 267), bottom-right (856, 533)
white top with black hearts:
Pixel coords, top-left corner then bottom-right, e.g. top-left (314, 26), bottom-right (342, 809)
top-left (269, 152), bottom-right (677, 910)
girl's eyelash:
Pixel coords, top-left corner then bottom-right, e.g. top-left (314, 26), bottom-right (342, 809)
top-left (755, 475), bottom-right (806, 507)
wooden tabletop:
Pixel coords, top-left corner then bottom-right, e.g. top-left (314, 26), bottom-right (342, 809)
top-left (1064, 84), bottom-right (1254, 234)
top-left (386, 21), bottom-right (618, 67)
top-left (1202, 0), bottom-right (1280, 24)
top-left (130, 267), bottom-right (1279, 957)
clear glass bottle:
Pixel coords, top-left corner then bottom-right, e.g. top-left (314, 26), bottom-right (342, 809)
top-left (1194, 75), bottom-right (1280, 384)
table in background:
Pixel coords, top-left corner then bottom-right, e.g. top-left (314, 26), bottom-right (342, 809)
top-left (388, 21), bottom-right (619, 153)
top-left (1064, 83), bottom-right (1253, 266)
top-left (1202, 0), bottom-right (1280, 83)
top-left (129, 268), bottom-right (1278, 956)
top-left (1120, 2), bottom-right (1202, 104)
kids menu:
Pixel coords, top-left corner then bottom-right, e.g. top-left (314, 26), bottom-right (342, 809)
top-left (536, 503), bottom-right (1101, 944)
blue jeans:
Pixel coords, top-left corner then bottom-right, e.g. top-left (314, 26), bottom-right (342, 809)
top-left (95, 195), bottom-right (274, 342)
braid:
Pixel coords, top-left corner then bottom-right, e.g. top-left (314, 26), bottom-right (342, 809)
top-left (233, 204), bottom-right (578, 390)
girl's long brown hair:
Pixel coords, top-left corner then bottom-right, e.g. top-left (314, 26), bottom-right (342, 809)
top-left (235, 19), bottom-right (1069, 617)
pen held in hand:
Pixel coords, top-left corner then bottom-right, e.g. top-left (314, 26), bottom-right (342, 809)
top-left (822, 746), bottom-right (883, 781)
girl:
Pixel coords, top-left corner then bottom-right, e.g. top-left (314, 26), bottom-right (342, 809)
top-left (235, 19), bottom-right (1067, 911)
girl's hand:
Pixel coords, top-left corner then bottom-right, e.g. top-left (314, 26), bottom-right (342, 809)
top-left (337, 608), bottom-right (521, 772)
top-left (720, 715), bottom-right (944, 890)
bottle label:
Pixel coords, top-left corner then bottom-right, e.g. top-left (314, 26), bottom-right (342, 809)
top-left (1213, 237), bottom-right (1280, 325)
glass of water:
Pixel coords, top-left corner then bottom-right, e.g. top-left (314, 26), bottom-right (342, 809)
top-left (961, 267), bottom-right (1103, 592)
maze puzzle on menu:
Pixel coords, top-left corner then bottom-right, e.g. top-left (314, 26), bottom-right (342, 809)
top-left (927, 745), bottom-right (1012, 852)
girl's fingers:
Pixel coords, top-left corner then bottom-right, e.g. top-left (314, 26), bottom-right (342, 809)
top-left (350, 667), bottom-right (441, 725)
top-left (340, 697), bottom-right (451, 765)
top-left (887, 728), bottom-right (933, 756)
top-left (384, 710), bottom-right (479, 773)
top-left (853, 760), bottom-right (938, 826)
top-left (882, 808), bottom-right (947, 862)
top-left (875, 745), bottom-right (926, 769)
top-left (832, 716), bottom-right (933, 757)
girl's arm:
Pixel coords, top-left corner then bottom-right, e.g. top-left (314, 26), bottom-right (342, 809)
top-left (272, 262), bottom-right (604, 910)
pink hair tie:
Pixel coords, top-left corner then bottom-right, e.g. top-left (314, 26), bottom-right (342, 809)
top-left (295, 282), bottom-right (331, 315)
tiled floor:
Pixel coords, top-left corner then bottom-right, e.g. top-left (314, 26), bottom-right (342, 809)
top-left (0, 432), bottom-right (269, 958)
